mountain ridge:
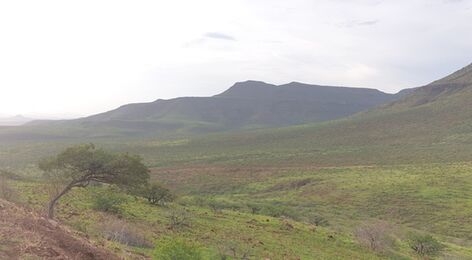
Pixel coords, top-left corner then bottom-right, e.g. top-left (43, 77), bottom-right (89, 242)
top-left (78, 81), bottom-right (413, 136)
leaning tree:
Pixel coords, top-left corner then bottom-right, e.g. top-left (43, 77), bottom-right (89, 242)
top-left (39, 144), bottom-right (150, 219)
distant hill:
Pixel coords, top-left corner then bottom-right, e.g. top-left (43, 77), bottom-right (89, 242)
top-left (0, 115), bottom-right (33, 126)
top-left (109, 63), bottom-right (472, 168)
top-left (23, 81), bottom-right (409, 138)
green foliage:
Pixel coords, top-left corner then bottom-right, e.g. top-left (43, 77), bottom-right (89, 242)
top-left (167, 208), bottom-right (192, 230)
top-left (153, 237), bottom-right (204, 260)
top-left (39, 144), bottom-right (150, 189)
top-left (140, 183), bottom-right (175, 206)
top-left (408, 234), bottom-right (443, 257)
top-left (259, 204), bottom-right (300, 220)
top-left (92, 189), bottom-right (126, 215)
top-left (206, 198), bottom-right (243, 213)
top-left (309, 214), bottom-right (329, 227)
top-left (38, 143), bottom-right (150, 218)
top-left (0, 170), bottom-right (17, 201)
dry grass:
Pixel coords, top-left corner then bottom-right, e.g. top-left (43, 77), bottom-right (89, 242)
top-left (99, 218), bottom-right (153, 248)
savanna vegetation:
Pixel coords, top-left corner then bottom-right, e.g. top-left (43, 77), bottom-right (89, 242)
top-left (3, 146), bottom-right (472, 259)
top-left (2, 65), bottom-right (472, 259)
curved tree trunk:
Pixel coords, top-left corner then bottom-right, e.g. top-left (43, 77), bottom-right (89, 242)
top-left (48, 183), bottom-right (73, 219)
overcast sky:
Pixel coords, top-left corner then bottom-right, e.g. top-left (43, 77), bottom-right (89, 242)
top-left (1, 0), bottom-right (471, 117)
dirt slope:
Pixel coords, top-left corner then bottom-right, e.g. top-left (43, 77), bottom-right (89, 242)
top-left (0, 199), bottom-right (118, 260)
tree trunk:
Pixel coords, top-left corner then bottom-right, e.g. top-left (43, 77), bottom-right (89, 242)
top-left (47, 183), bottom-right (73, 219)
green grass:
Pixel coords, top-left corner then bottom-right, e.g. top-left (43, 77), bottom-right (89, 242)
top-left (152, 163), bottom-right (472, 259)
top-left (8, 179), bottom-right (386, 259)
top-left (5, 162), bottom-right (472, 259)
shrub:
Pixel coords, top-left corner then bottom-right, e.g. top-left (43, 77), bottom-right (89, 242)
top-left (92, 190), bottom-right (126, 215)
top-left (167, 208), bottom-right (192, 230)
top-left (141, 183), bottom-right (175, 206)
top-left (205, 198), bottom-right (244, 213)
top-left (217, 241), bottom-right (252, 260)
top-left (408, 234), bottom-right (443, 257)
top-left (100, 219), bottom-right (152, 248)
top-left (259, 205), bottom-right (300, 220)
top-left (0, 171), bottom-right (17, 201)
top-left (354, 221), bottom-right (393, 253)
top-left (309, 214), bottom-right (329, 227)
top-left (246, 203), bottom-right (262, 214)
top-left (153, 237), bottom-right (203, 260)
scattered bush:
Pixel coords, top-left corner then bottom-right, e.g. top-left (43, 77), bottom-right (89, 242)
top-left (0, 170), bottom-right (17, 201)
top-left (246, 203), bottom-right (262, 214)
top-left (309, 214), bottom-right (329, 227)
top-left (354, 221), bottom-right (393, 253)
top-left (267, 178), bottom-right (312, 192)
top-left (100, 219), bottom-right (152, 248)
top-left (153, 237), bottom-right (203, 260)
top-left (217, 241), bottom-right (253, 260)
top-left (140, 183), bottom-right (175, 206)
top-left (408, 233), bottom-right (443, 257)
top-left (92, 190), bottom-right (126, 215)
top-left (259, 205), bottom-right (299, 220)
top-left (167, 208), bottom-right (192, 230)
top-left (207, 199), bottom-right (241, 213)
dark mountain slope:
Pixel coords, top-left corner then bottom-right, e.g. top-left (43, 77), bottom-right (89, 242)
top-left (59, 81), bottom-right (408, 137)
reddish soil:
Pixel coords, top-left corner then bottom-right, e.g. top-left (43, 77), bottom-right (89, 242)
top-left (0, 199), bottom-right (119, 260)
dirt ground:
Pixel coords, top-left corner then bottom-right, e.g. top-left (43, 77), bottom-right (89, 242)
top-left (0, 199), bottom-right (119, 260)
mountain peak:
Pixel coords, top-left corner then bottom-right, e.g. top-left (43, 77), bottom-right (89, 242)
top-left (232, 80), bottom-right (272, 87)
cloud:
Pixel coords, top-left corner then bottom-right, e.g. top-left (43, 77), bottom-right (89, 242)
top-left (203, 32), bottom-right (236, 41)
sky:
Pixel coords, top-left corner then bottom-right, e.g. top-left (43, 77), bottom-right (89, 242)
top-left (1, 0), bottom-right (472, 118)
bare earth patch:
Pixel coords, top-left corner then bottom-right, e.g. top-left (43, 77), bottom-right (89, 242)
top-left (0, 199), bottom-right (118, 260)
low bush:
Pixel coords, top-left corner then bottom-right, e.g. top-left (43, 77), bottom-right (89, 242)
top-left (92, 190), bottom-right (126, 215)
top-left (207, 198), bottom-right (244, 212)
top-left (167, 208), bottom-right (192, 230)
top-left (0, 171), bottom-right (17, 201)
top-left (309, 214), bottom-right (329, 227)
top-left (354, 221), bottom-right (393, 253)
top-left (217, 241), bottom-right (252, 260)
top-left (100, 219), bottom-right (152, 248)
top-left (246, 203), bottom-right (262, 214)
top-left (153, 237), bottom-right (203, 260)
top-left (139, 183), bottom-right (175, 206)
top-left (408, 233), bottom-right (443, 257)
top-left (259, 205), bottom-right (300, 220)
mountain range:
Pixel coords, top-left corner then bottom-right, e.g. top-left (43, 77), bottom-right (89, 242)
top-left (2, 63), bottom-right (471, 149)
top-left (23, 82), bottom-right (413, 139)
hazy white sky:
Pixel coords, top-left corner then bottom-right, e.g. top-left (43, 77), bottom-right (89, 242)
top-left (1, 0), bottom-right (471, 117)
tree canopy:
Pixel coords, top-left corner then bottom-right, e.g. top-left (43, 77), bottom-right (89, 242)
top-left (39, 144), bottom-right (150, 218)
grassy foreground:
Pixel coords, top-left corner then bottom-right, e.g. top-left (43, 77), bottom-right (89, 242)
top-left (2, 162), bottom-right (472, 259)
top-left (8, 179), bottom-right (381, 259)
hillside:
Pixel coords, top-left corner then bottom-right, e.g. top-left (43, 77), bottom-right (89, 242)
top-left (106, 63), bottom-right (472, 168)
top-left (19, 81), bottom-right (409, 139)
top-left (84, 81), bottom-right (408, 132)
top-left (0, 199), bottom-right (117, 259)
